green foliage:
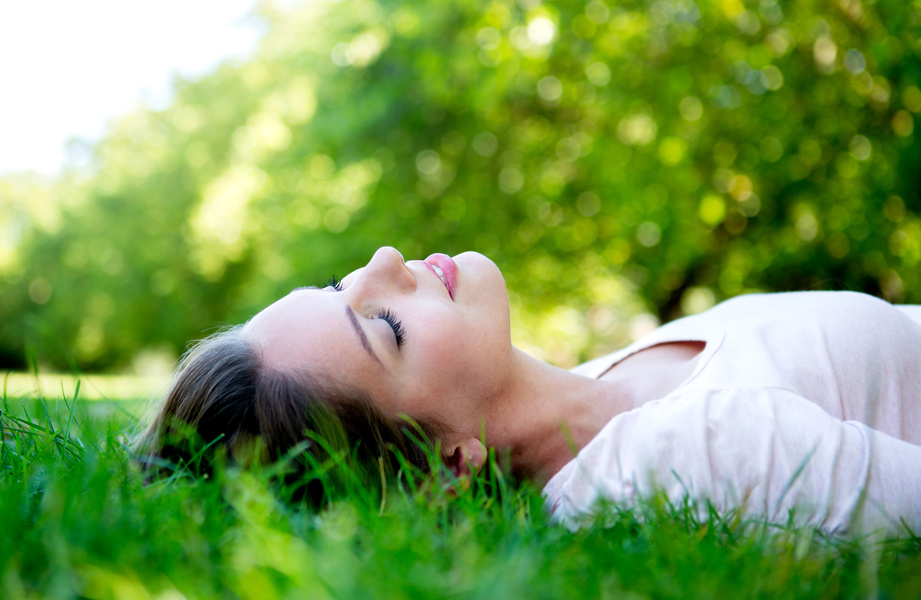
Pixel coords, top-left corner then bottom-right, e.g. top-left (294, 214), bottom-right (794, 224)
top-left (2, 383), bottom-right (921, 598)
top-left (2, 0), bottom-right (920, 369)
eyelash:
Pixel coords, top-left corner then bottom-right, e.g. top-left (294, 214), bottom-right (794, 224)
top-left (377, 309), bottom-right (406, 347)
top-left (327, 274), bottom-right (405, 347)
top-left (326, 275), bottom-right (343, 291)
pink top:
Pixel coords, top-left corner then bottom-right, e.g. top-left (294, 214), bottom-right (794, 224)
top-left (543, 292), bottom-right (921, 536)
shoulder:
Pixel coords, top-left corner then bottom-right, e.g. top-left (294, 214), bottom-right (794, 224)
top-left (705, 291), bottom-right (890, 320)
top-left (543, 387), bottom-right (821, 520)
top-left (568, 352), bottom-right (626, 379)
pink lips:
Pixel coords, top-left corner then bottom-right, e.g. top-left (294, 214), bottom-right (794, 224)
top-left (424, 253), bottom-right (457, 301)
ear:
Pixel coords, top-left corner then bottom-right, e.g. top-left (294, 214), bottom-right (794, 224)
top-left (443, 437), bottom-right (487, 478)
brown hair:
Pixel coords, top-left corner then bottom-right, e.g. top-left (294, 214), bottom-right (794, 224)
top-left (134, 325), bottom-right (446, 505)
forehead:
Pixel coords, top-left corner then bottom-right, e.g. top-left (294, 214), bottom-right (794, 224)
top-left (244, 290), bottom-right (365, 379)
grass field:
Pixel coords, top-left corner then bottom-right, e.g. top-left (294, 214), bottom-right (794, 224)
top-left (2, 376), bottom-right (920, 599)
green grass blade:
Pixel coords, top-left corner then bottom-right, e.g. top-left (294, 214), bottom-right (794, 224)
top-left (60, 380), bottom-right (80, 459)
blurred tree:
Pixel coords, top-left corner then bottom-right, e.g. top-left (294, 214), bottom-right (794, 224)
top-left (2, 0), bottom-right (919, 370)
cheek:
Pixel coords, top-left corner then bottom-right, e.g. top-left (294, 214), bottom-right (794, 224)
top-left (403, 318), bottom-right (469, 392)
top-left (413, 317), bottom-right (467, 366)
top-left (412, 313), bottom-right (507, 392)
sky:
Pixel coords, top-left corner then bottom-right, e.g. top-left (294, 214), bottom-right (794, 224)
top-left (0, 0), bottom-right (265, 176)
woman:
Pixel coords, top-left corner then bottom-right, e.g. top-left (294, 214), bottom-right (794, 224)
top-left (138, 247), bottom-right (921, 536)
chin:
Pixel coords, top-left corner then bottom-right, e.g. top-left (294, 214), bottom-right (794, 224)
top-left (455, 251), bottom-right (509, 318)
top-left (457, 251), bottom-right (507, 298)
top-left (455, 251), bottom-right (505, 282)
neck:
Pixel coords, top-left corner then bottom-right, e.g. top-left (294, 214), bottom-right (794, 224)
top-left (484, 347), bottom-right (630, 486)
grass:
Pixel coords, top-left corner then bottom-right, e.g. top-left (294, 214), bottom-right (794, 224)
top-left (1, 377), bottom-right (920, 599)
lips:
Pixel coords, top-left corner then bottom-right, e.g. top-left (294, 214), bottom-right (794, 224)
top-left (424, 253), bottom-right (457, 300)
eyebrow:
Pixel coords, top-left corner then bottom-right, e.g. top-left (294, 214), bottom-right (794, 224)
top-left (345, 305), bottom-right (385, 369)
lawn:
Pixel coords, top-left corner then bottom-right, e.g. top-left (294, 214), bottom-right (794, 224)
top-left (2, 377), bottom-right (919, 599)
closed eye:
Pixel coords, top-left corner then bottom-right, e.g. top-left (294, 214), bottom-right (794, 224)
top-left (377, 309), bottom-right (406, 347)
top-left (326, 275), bottom-right (343, 291)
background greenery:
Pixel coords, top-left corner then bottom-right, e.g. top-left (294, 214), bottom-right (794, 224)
top-left (2, 0), bottom-right (920, 373)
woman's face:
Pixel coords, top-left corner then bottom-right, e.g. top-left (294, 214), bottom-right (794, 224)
top-left (244, 247), bottom-right (513, 440)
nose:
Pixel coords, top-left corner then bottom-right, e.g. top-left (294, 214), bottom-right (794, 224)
top-left (353, 246), bottom-right (415, 299)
